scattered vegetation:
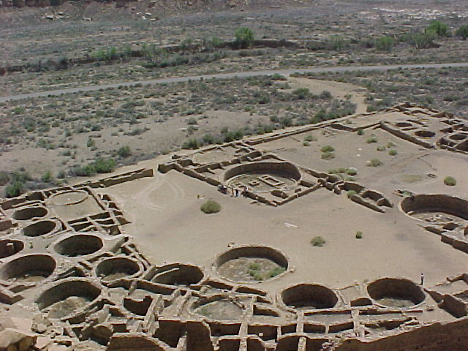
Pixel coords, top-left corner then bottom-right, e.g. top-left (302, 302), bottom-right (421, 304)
top-left (369, 158), bottom-right (383, 167)
top-left (388, 149), bottom-right (398, 156)
top-left (355, 231), bottom-right (363, 239)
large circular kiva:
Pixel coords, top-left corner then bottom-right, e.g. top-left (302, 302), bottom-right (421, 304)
top-left (36, 279), bottom-right (101, 319)
top-left (214, 246), bottom-right (288, 283)
top-left (13, 206), bottom-right (48, 221)
top-left (22, 220), bottom-right (58, 237)
top-left (400, 194), bottom-right (468, 221)
top-left (0, 254), bottom-right (56, 283)
top-left (193, 297), bottom-right (244, 320)
top-left (0, 239), bottom-right (24, 259)
top-left (367, 278), bottom-right (425, 308)
top-left (224, 162), bottom-right (301, 192)
top-left (54, 234), bottom-right (104, 257)
top-left (151, 263), bottom-right (204, 286)
top-left (96, 257), bottom-right (142, 282)
top-left (281, 284), bottom-right (338, 310)
top-left (49, 190), bottom-right (88, 206)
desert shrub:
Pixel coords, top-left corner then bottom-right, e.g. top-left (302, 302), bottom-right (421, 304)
top-left (369, 158), bottom-right (383, 167)
top-left (321, 152), bottom-right (335, 160)
top-left (357, 128), bottom-right (364, 135)
top-left (5, 181), bottom-right (24, 198)
top-left (356, 231), bottom-right (363, 239)
top-left (94, 158), bottom-right (116, 173)
top-left (41, 171), bottom-right (53, 182)
top-left (304, 135), bottom-right (316, 142)
top-left (376, 145), bottom-right (386, 151)
top-left (235, 27), bottom-right (254, 48)
top-left (366, 136), bottom-right (378, 143)
top-left (320, 90), bottom-right (332, 99)
top-left (187, 117), bottom-right (198, 125)
top-left (293, 88), bottom-right (310, 99)
top-left (87, 138), bottom-right (96, 148)
top-left (346, 168), bottom-right (358, 176)
top-left (456, 25), bottom-right (468, 40)
top-left (444, 176), bottom-right (456, 186)
top-left (201, 199), bottom-right (221, 214)
top-left (117, 146), bottom-right (132, 158)
top-left (347, 190), bottom-right (357, 198)
top-left (0, 171), bottom-right (10, 186)
top-left (388, 149), bottom-right (398, 156)
top-left (249, 263), bottom-right (261, 271)
top-left (303, 141), bottom-right (310, 146)
top-left (321, 145), bottom-right (335, 153)
top-left (311, 236), bottom-right (326, 247)
top-left (271, 73), bottom-right (286, 80)
top-left (426, 20), bottom-right (450, 37)
top-left (375, 36), bottom-right (395, 51)
top-left (387, 141), bottom-right (396, 148)
top-left (182, 138), bottom-right (200, 149)
top-left (248, 269), bottom-right (264, 281)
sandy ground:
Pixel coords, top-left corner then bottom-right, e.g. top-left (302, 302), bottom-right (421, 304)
top-left (98, 142), bottom-right (468, 294)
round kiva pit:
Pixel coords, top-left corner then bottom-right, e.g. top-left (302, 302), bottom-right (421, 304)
top-left (367, 278), bottom-right (425, 308)
top-left (0, 239), bottom-right (24, 259)
top-left (96, 257), bottom-right (142, 282)
top-left (281, 284), bottom-right (338, 310)
top-left (0, 254), bottom-right (56, 283)
top-left (224, 162), bottom-right (301, 192)
top-left (22, 220), bottom-right (58, 237)
top-left (449, 133), bottom-right (468, 141)
top-left (13, 206), bottom-right (48, 221)
top-left (151, 264), bottom-right (204, 286)
top-left (36, 279), bottom-right (101, 319)
top-left (193, 297), bottom-right (244, 320)
top-left (54, 234), bottom-right (104, 257)
top-left (401, 194), bottom-right (468, 222)
top-left (49, 190), bottom-right (88, 206)
top-left (414, 130), bottom-right (436, 138)
top-left (214, 246), bottom-right (288, 283)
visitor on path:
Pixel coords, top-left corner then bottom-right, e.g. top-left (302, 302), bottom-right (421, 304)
top-left (420, 273), bottom-right (424, 286)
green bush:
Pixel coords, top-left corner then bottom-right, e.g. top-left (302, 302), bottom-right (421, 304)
top-left (311, 236), bottom-right (326, 247)
top-left (268, 267), bottom-right (286, 278)
top-left (201, 199), bottom-right (221, 214)
top-left (303, 141), bottom-right (310, 146)
top-left (292, 88), bottom-right (310, 99)
top-left (369, 158), bottom-right (383, 167)
top-left (304, 135), bottom-right (316, 142)
top-left (356, 231), bottom-right (363, 239)
top-left (426, 20), bottom-right (450, 37)
top-left (321, 152), bottom-right (335, 160)
top-left (93, 158), bottom-right (116, 173)
top-left (456, 25), bottom-right (468, 40)
top-left (41, 171), bottom-right (53, 183)
top-left (346, 168), bottom-right (358, 176)
top-left (376, 145), bottom-right (386, 151)
top-left (347, 190), bottom-right (358, 198)
top-left (321, 145), bottom-right (335, 153)
top-left (444, 176), bottom-right (456, 186)
top-left (375, 36), bottom-right (395, 51)
top-left (388, 149), bottom-right (398, 156)
top-left (234, 27), bottom-right (254, 48)
top-left (366, 136), bottom-right (378, 144)
top-left (357, 128), bottom-right (364, 135)
top-left (6, 181), bottom-right (24, 198)
top-left (117, 145), bottom-right (132, 158)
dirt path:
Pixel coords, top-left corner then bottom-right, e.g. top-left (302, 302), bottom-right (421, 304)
top-left (2, 62), bottom-right (468, 102)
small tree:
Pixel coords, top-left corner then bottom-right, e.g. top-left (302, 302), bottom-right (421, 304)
top-left (235, 27), bottom-right (254, 48)
top-left (456, 25), bottom-right (468, 40)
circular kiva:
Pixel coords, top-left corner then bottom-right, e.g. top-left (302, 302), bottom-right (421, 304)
top-left (414, 130), bottom-right (436, 138)
top-left (0, 254), bottom-right (56, 283)
top-left (400, 194), bottom-right (468, 221)
top-left (224, 162), bottom-right (301, 192)
top-left (367, 278), bottom-right (425, 308)
top-left (12, 206), bottom-right (48, 221)
top-left (192, 297), bottom-right (244, 321)
top-left (35, 279), bottom-right (101, 319)
top-left (0, 239), bottom-right (24, 259)
top-left (22, 220), bottom-right (59, 237)
top-left (281, 283), bottom-right (338, 310)
top-left (151, 263), bottom-right (204, 286)
top-left (95, 257), bottom-right (143, 283)
top-left (49, 190), bottom-right (89, 206)
top-left (449, 133), bottom-right (468, 141)
top-left (54, 234), bottom-right (104, 257)
top-left (214, 246), bottom-right (289, 283)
